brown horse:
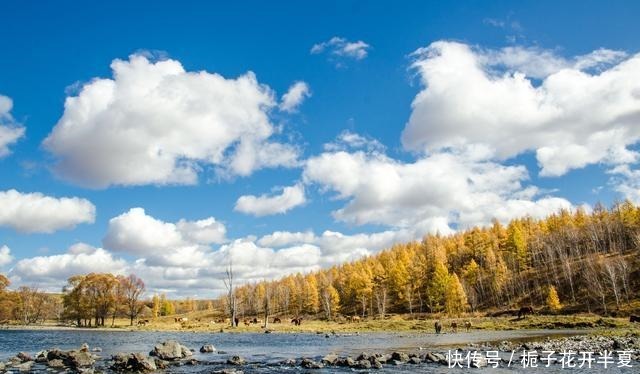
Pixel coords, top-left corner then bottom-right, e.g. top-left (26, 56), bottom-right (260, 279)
top-left (517, 306), bottom-right (534, 319)
top-left (273, 317), bottom-right (282, 324)
top-left (630, 315), bottom-right (640, 323)
top-left (450, 321), bottom-right (458, 333)
top-left (464, 321), bottom-right (472, 331)
top-left (434, 320), bottom-right (442, 334)
top-left (291, 317), bottom-right (302, 326)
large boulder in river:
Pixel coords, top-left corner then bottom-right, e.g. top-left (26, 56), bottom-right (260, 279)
top-left (16, 352), bottom-right (32, 362)
top-left (111, 353), bottom-right (157, 372)
top-left (47, 348), bottom-right (95, 368)
top-left (149, 340), bottom-right (192, 360)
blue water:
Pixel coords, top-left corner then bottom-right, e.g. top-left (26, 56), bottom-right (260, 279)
top-left (0, 329), bottom-right (635, 372)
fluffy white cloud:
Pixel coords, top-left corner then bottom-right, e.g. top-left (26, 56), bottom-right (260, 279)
top-left (43, 54), bottom-right (299, 188)
top-left (304, 146), bottom-right (571, 232)
top-left (403, 41), bottom-right (640, 177)
top-left (0, 94), bottom-right (25, 158)
top-left (11, 245), bottom-right (127, 286)
top-left (235, 184), bottom-right (306, 216)
top-left (103, 207), bottom-right (226, 264)
top-left (0, 190), bottom-right (95, 233)
top-left (280, 81), bottom-right (311, 112)
top-left (0, 245), bottom-right (13, 267)
top-left (311, 37), bottom-right (371, 61)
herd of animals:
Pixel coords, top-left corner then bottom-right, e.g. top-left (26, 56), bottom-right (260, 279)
top-left (134, 305), bottom-right (640, 331)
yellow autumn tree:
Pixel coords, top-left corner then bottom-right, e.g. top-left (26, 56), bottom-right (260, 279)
top-left (546, 285), bottom-right (562, 313)
top-left (445, 273), bottom-right (468, 317)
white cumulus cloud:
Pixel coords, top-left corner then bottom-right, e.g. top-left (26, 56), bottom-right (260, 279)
top-left (11, 245), bottom-right (127, 285)
top-left (43, 54), bottom-right (299, 188)
top-left (0, 94), bottom-right (25, 158)
top-left (0, 245), bottom-right (13, 267)
top-left (103, 207), bottom-right (226, 261)
top-left (280, 81), bottom-right (311, 112)
top-left (304, 144), bottom-right (572, 232)
top-left (403, 41), bottom-right (640, 177)
top-left (0, 189), bottom-right (95, 233)
top-left (235, 184), bottom-right (306, 216)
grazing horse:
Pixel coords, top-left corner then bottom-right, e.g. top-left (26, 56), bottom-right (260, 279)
top-left (273, 317), bottom-right (282, 324)
top-left (450, 322), bottom-right (458, 333)
top-left (464, 321), bottom-right (472, 332)
top-left (434, 320), bottom-right (442, 334)
top-left (244, 319), bottom-right (251, 326)
top-left (137, 320), bottom-right (148, 326)
top-left (630, 315), bottom-right (640, 323)
top-left (517, 306), bottom-right (534, 319)
top-left (291, 317), bottom-right (302, 326)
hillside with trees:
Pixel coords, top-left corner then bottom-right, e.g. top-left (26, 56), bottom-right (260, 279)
top-left (223, 202), bottom-right (640, 320)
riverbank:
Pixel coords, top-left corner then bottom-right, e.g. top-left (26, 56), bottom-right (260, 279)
top-left (2, 314), bottom-right (638, 334)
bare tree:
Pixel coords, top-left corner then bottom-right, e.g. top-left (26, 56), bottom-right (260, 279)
top-left (223, 260), bottom-right (238, 327)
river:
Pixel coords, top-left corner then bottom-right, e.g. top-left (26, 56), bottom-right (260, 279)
top-left (0, 328), bottom-right (635, 372)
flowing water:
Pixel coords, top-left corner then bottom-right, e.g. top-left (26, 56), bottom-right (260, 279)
top-left (0, 328), bottom-right (635, 372)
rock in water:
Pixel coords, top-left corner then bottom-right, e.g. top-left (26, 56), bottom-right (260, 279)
top-left (150, 340), bottom-right (192, 360)
top-left (301, 358), bottom-right (324, 369)
top-left (391, 352), bottom-right (409, 363)
top-left (48, 359), bottom-right (65, 368)
top-left (321, 353), bottom-right (339, 365)
top-left (111, 353), bottom-right (157, 372)
top-left (16, 352), bottom-right (32, 362)
top-left (67, 350), bottom-right (96, 368)
top-left (80, 343), bottom-right (90, 352)
top-left (227, 356), bottom-right (246, 365)
top-left (200, 344), bottom-right (216, 353)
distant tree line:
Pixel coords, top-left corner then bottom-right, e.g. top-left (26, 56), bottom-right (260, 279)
top-left (0, 275), bottom-right (62, 324)
top-left (223, 201), bottom-right (640, 319)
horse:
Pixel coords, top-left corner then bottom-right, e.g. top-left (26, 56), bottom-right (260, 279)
top-left (464, 321), bottom-right (472, 331)
top-left (349, 315), bottom-right (361, 323)
top-left (291, 317), bottom-right (302, 326)
top-left (630, 315), bottom-right (640, 323)
top-left (517, 306), bottom-right (534, 319)
top-left (273, 317), bottom-right (282, 324)
top-left (243, 319), bottom-right (251, 326)
top-left (450, 321), bottom-right (458, 333)
top-left (434, 320), bottom-right (442, 334)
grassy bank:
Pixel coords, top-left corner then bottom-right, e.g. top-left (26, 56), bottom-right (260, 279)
top-left (7, 314), bottom-right (633, 334)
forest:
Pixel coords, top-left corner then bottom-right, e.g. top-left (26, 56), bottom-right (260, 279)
top-left (223, 201), bottom-right (640, 321)
top-left (1, 201), bottom-right (639, 326)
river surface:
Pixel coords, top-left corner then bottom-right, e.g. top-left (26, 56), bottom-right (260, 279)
top-left (0, 328), bottom-right (635, 372)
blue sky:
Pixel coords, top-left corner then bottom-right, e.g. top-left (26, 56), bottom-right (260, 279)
top-left (1, 1), bottom-right (639, 297)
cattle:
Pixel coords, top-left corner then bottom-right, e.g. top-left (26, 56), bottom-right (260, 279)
top-left (291, 317), bottom-right (302, 326)
top-left (273, 317), bottom-right (282, 324)
top-left (630, 315), bottom-right (640, 323)
top-left (434, 320), bottom-right (442, 334)
top-left (464, 321), bottom-right (472, 332)
top-left (517, 306), bottom-right (534, 319)
top-left (450, 321), bottom-right (458, 333)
